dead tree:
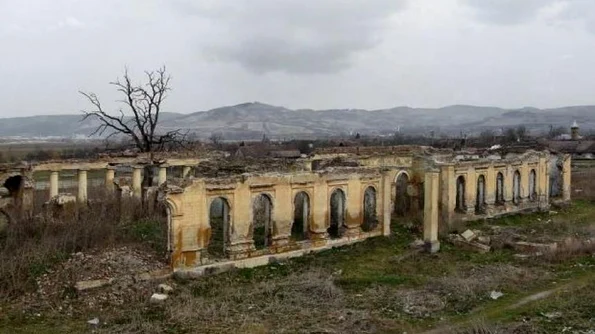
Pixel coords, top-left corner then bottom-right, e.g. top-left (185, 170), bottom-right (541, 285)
top-left (80, 66), bottom-right (186, 186)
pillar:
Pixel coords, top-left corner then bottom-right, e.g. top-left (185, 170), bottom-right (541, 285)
top-left (382, 173), bottom-right (392, 236)
top-left (423, 170), bottom-right (440, 253)
top-left (465, 167), bottom-right (477, 214)
top-left (77, 169), bottom-right (88, 203)
top-left (49, 170), bottom-right (59, 199)
top-left (182, 166), bottom-right (192, 178)
top-left (132, 166), bottom-right (143, 199)
top-left (440, 165), bottom-right (455, 228)
top-left (158, 164), bottom-right (169, 186)
top-left (562, 155), bottom-right (571, 202)
top-left (105, 167), bottom-right (116, 193)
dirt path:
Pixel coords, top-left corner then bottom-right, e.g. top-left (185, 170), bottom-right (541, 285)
top-left (419, 273), bottom-right (593, 334)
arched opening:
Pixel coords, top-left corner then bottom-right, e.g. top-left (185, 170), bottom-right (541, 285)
top-left (329, 188), bottom-right (346, 239)
top-left (529, 169), bottom-right (537, 201)
top-left (394, 172), bottom-right (410, 216)
top-left (291, 192), bottom-right (310, 241)
top-left (513, 170), bottom-right (521, 205)
top-left (496, 172), bottom-right (504, 205)
top-left (476, 175), bottom-right (486, 214)
top-left (549, 158), bottom-right (563, 198)
top-left (456, 176), bottom-right (466, 213)
top-left (362, 186), bottom-right (378, 232)
top-left (3, 175), bottom-right (23, 199)
top-left (253, 194), bottom-right (273, 249)
top-left (208, 197), bottom-right (230, 258)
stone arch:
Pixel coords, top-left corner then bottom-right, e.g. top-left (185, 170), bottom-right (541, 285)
top-left (529, 169), bottom-right (537, 201)
top-left (513, 170), bottom-right (521, 204)
top-left (328, 188), bottom-right (346, 239)
top-left (291, 191), bottom-right (310, 241)
top-left (362, 186), bottom-right (378, 232)
top-left (252, 193), bottom-right (273, 249)
top-left (3, 175), bottom-right (23, 199)
top-left (496, 172), bottom-right (505, 205)
top-left (476, 175), bottom-right (486, 214)
top-left (456, 175), bottom-right (466, 213)
top-left (162, 198), bottom-right (181, 254)
top-left (394, 171), bottom-right (411, 216)
top-left (208, 197), bottom-right (231, 258)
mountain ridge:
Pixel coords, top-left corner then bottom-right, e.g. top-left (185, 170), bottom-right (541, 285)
top-left (0, 102), bottom-right (592, 139)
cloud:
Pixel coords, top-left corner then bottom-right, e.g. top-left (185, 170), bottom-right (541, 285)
top-left (463, 0), bottom-right (555, 25)
top-left (171, 0), bottom-right (407, 74)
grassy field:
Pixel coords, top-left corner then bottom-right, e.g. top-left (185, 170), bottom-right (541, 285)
top-left (1, 198), bottom-right (595, 334)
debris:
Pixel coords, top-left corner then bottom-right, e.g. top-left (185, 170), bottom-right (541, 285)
top-left (490, 291), bottom-right (504, 300)
top-left (158, 284), bottom-right (174, 294)
top-left (461, 229), bottom-right (477, 242)
top-left (541, 311), bottom-right (562, 319)
top-left (452, 239), bottom-right (491, 253)
top-left (477, 236), bottom-right (491, 245)
top-left (513, 241), bottom-right (557, 254)
top-left (87, 318), bottom-right (100, 326)
top-left (150, 293), bottom-right (168, 303)
top-left (74, 278), bottom-right (114, 292)
top-left (549, 211), bottom-right (558, 215)
top-left (409, 239), bottom-right (425, 249)
top-left (514, 253), bottom-right (543, 259)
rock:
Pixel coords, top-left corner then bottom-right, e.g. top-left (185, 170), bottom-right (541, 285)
top-left (135, 268), bottom-right (172, 282)
top-left (490, 291), bottom-right (504, 300)
top-left (87, 318), bottom-right (100, 326)
top-left (150, 293), bottom-right (168, 303)
top-left (513, 241), bottom-right (558, 254)
top-left (541, 311), bottom-right (562, 319)
top-left (477, 236), bottom-right (491, 245)
top-left (461, 229), bottom-right (477, 242)
top-left (75, 278), bottom-right (114, 291)
top-left (549, 210), bottom-right (558, 215)
top-left (158, 284), bottom-right (174, 294)
top-left (409, 239), bottom-right (425, 249)
top-left (0, 187), bottom-right (9, 197)
top-left (514, 253), bottom-right (543, 259)
top-left (452, 239), bottom-right (491, 253)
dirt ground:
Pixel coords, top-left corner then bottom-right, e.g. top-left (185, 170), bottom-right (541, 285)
top-left (1, 170), bottom-right (595, 333)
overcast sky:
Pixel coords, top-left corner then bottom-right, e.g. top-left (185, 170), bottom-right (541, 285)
top-left (2, 0), bottom-right (595, 117)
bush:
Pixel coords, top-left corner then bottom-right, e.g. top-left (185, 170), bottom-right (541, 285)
top-left (0, 196), bottom-right (168, 299)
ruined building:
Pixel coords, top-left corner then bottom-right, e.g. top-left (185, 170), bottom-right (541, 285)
top-left (0, 146), bottom-right (571, 276)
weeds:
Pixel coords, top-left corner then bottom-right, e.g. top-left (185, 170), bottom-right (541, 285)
top-left (0, 195), bottom-right (168, 299)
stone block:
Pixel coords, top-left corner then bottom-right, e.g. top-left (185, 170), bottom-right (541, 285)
top-left (150, 293), bottom-right (168, 303)
top-left (452, 239), bottom-right (491, 253)
top-left (513, 241), bottom-right (557, 254)
top-left (461, 229), bottom-right (477, 242)
top-left (75, 278), bottom-right (113, 291)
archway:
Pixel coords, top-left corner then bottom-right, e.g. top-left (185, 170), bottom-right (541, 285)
top-left (456, 175), bottom-right (466, 212)
top-left (476, 175), bottom-right (486, 214)
top-left (513, 170), bottom-right (521, 204)
top-left (529, 169), bottom-right (536, 201)
top-left (253, 194), bottom-right (273, 249)
top-left (362, 186), bottom-right (378, 232)
top-left (329, 188), bottom-right (346, 239)
top-left (394, 172), bottom-right (410, 216)
top-left (208, 197), bottom-right (230, 258)
top-left (496, 172), bottom-right (504, 205)
top-left (291, 192), bottom-right (310, 241)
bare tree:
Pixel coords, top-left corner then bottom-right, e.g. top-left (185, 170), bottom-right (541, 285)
top-left (80, 66), bottom-right (186, 159)
top-left (80, 66), bottom-right (186, 186)
top-left (209, 132), bottom-right (223, 147)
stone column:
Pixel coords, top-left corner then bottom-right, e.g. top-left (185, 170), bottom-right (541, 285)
top-left (440, 165), bottom-right (455, 228)
top-left (132, 166), bottom-right (143, 199)
top-left (423, 170), bottom-right (440, 253)
top-left (158, 164), bottom-right (169, 186)
top-left (49, 170), bottom-right (59, 199)
top-left (562, 155), bottom-right (572, 202)
top-left (465, 167), bottom-right (477, 214)
top-left (182, 166), bottom-right (192, 178)
top-left (485, 165), bottom-right (496, 215)
top-left (77, 169), bottom-right (88, 203)
top-left (382, 173), bottom-right (392, 236)
top-left (105, 167), bottom-right (116, 193)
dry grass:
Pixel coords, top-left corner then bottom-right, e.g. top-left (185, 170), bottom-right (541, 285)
top-left (0, 196), bottom-right (167, 299)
